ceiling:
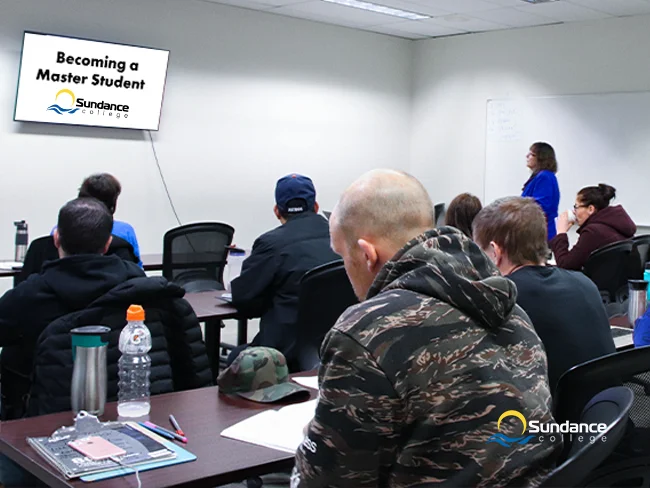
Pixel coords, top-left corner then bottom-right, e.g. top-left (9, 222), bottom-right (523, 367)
top-left (197, 0), bottom-right (650, 39)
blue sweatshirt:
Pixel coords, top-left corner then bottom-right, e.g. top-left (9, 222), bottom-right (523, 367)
top-left (522, 170), bottom-right (560, 240)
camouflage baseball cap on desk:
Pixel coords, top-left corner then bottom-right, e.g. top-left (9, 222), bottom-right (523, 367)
top-left (217, 347), bottom-right (310, 402)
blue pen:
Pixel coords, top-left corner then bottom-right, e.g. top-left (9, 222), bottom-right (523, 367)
top-left (138, 421), bottom-right (175, 441)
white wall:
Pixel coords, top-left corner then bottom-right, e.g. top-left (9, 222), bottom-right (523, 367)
top-left (411, 13), bottom-right (650, 236)
top-left (0, 0), bottom-right (412, 259)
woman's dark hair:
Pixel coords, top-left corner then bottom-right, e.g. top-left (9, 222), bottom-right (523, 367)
top-left (577, 183), bottom-right (616, 211)
top-left (445, 193), bottom-right (482, 238)
top-left (530, 142), bottom-right (558, 174)
top-left (78, 173), bottom-right (122, 214)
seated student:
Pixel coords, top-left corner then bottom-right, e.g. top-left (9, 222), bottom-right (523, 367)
top-left (444, 192), bottom-right (482, 237)
top-left (293, 170), bottom-right (561, 488)
top-left (473, 196), bottom-right (616, 394)
top-left (229, 174), bottom-right (339, 368)
top-left (53, 173), bottom-right (142, 266)
top-left (0, 198), bottom-right (146, 419)
top-left (550, 184), bottom-right (636, 270)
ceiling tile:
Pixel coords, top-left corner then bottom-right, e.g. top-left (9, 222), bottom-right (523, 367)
top-left (406, 0), bottom-right (503, 14)
top-left (363, 24), bottom-right (431, 38)
top-left (568, 0), bottom-right (650, 17)
top-left (468, 6), bottom-right (558, 27)
top-left (380, 19), bottom-right (467, 35)
top-left (515, 2), bottom-right (613, 22)
top-left (198, 0), bottom-right (277, 9)
top-left (275, 1), bottom-right (407, 25)
top-left (483, 0), bottom-right (534, 6)
top-left (369, 0), bottom-right (453, 17)
top-left (424, 15), bottom-right (507, 32)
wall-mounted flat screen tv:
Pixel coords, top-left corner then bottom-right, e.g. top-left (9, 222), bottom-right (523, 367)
top-left (14, 32), bottom-right (170, 130)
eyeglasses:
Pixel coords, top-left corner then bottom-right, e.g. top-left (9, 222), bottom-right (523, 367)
top-left (573, 204), bottom-right (587, 210)
top-left (526, 152), bottom-right (537, 158)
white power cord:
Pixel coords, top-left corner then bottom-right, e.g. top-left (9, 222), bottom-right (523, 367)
top-left (109, 456), bottom-right (142, 488)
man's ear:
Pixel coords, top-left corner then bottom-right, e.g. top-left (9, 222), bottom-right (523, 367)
top-left (490, 241), bottom-right (504, 266)
top-left (313, 202), bottom-right (320, 214)
top-left (357, 238), bottom-right (378, 272)
top-left (273, 205), bottom-right (282, 220)
top-left (53, 229), bottom-right (61, 250)
top-left (102, 235), bottom-right (113, 255)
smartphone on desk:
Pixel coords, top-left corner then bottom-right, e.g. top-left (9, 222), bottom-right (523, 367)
top-left (68, 436), bottom-right (126, 461)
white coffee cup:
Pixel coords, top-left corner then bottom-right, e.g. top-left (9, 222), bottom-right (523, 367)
top-left (566, 208), bottom-right (576, 223)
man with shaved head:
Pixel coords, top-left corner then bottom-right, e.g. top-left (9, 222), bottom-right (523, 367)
top-left (292, 170), bottom-right (561, 487)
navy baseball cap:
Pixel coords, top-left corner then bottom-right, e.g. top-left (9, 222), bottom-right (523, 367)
top-left (275, 174), bottom-right (316, 214)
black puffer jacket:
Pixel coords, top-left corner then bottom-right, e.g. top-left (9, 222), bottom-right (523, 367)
top-left (0, 254), bottom-right (145, 419)
top-left (28, 276), bottom-right (212, 416)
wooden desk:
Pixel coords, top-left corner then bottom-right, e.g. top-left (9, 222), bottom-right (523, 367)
top-left (0, 384), bottom-right (317, 488)
top-left (184, 290), bottom-right (247, 375)
top-left (0, 254), bottom-right (163, 279)
top-left (0, 267), bottom-right (20, 278)
top-left (141, 253), bottom-right (163, 272)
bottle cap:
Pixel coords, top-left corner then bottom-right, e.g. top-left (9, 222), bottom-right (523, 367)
top-left (127, 304), bottom-right (145, 321)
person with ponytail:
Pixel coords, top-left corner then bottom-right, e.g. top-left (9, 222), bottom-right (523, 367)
top-left (550, 183), bottom-right (636, 270)
top-left (522, 142), bottom-right (560, 240)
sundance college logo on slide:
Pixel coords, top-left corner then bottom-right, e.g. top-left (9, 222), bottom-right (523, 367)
top-left (46, 88), bottom-right (130, 119)
top-left (487, 410), bottom-right (609, 448)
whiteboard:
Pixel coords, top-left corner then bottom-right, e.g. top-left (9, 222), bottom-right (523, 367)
top-left (485, 93), bottom-right (650, 226)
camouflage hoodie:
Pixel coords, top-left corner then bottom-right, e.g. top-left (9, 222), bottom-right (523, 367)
top-left (293, 227), bottom-right (561, 488)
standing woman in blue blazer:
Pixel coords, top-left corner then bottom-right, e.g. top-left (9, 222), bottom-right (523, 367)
top-left (522, 142), bottom-right (560, 240)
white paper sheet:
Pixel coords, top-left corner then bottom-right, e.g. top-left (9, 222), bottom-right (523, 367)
top-left (292, 376), bottom-right (318, 390)
top-left (221, 399), bottom-right (318, 453)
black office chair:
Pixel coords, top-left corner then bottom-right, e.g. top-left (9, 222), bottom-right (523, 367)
top-left (554, 346), bottom-right (650, 486)
top-left (633, 235), bottom-right (650, 269)
top-left (583, 240), bottom-right (640, 304)
top-left (162, 223), bottom-right (234, 293)
top-left (542, 386), bottom-right (633, 487)
top-left (15, 234), bottom-right (139, 286)
top-left (434, 203), bottom-right (446, 227)
top-left (293, 260), bottom-right (358, 372)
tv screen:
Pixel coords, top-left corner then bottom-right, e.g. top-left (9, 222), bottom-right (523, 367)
top-left (14, 32), bottom-right (169, 130)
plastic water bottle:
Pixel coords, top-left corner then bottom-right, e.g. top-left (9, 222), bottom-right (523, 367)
top-left (117, 305), bottom-right (151, 417)
top-left (225, 247), bottom-right (246, 291)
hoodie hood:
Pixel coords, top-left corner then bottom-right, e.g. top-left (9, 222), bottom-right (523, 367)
top-left (579, 205), bottom-right (636, 238)
top-left (367, 227), bottom-right (517, 330)
top-left (41, 254), bottom-right (145, 310)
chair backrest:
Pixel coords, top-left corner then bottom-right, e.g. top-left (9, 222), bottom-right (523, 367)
top-left (541, 386), bottom-right (633, 487)
top-left (293, 260), bottom-right (358, 371)
top-left (15, 235), bottom-right (138, 286)
top-left (26, 277), bottom-right (211, 417)
top-left (583, 240), bottom-right (639, 301)
top-left (162, 223), bottom-right (234, 293)
top-left (555, 346), bottom-right (650, 425)
top-left (632, 235), bottom-right (650, 270)
top-left (434, 203), bottom-right (446, 226)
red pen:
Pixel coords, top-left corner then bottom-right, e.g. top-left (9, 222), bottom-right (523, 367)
top-left (169, 414), bottom-right (185, 437)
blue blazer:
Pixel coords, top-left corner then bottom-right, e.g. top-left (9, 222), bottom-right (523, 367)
top-left (522, 170), bottom-right (560, 240)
